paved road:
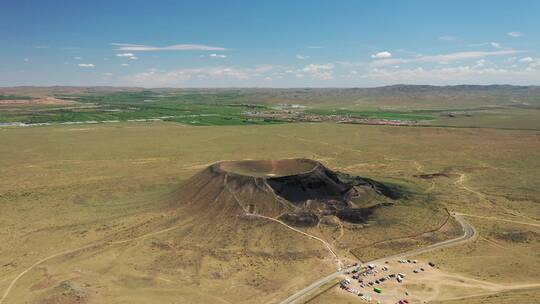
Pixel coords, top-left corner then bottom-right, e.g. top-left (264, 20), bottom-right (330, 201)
top-left (279, 213), bottom-right (476, 304)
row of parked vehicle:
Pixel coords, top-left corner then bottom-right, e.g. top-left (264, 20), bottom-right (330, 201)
top-left (340, 259), bottom-right (437, 303)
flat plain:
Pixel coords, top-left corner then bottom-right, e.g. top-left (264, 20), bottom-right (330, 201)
top-left (0, 86), bottom-right (539, 304)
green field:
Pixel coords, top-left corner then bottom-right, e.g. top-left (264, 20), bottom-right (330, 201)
top-left (305, 108), bottom-right (436, 121)
top-left (2, 86), bottom-right (540, 130)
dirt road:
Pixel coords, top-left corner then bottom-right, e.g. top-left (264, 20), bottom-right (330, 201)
top-left (245, 213), bottom-right (343, 268)
top-left (0, 222), bottom-right (184, 304)
top-left (279, 213), bottom-right (476, 304)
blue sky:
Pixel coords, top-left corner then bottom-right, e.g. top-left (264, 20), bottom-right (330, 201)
top-left (1, 0), bottom-right (540, 87)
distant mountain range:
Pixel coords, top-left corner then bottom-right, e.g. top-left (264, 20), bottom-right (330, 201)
top-left (2, 84), bottom-right (540, 108)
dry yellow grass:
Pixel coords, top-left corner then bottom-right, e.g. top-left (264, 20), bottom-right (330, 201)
top-left (0, 122), bottom-right (538, 303)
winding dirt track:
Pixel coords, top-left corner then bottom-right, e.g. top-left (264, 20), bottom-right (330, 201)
top-left (0, 243), bottom-right (101, 304)
top-left (245, 213), bottom-right (343, 268)
top-left (279, 213), bottom-right (477, 304)
top-left (0, 223), bottom-right (184, 304)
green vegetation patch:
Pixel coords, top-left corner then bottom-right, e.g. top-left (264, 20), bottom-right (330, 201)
top-left (166, 115), bottom-right (285, 126)
top-left (306, 108), bottom-right (435, 121)
top-left (0, 91), bottom-right (281, 125)
top-left (0, 95), bottom-right (36, 100)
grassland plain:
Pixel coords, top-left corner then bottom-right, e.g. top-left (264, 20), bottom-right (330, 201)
top-left (0, 122), bottom-right (539, 303)
top-left (2, 86), bottom-right (540, 129)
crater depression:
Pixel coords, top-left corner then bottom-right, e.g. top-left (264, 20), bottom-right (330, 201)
top-left (173, 158), bottom-right (403, 227)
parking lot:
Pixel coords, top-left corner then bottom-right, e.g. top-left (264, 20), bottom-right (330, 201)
top-left (339, 259), bottom-right (438, 304)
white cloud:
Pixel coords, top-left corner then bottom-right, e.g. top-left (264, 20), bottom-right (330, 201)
top-left (507, 32), bottom-right (522, 38)
top-left (74, 57), bottom-right (82, 60)
top-left (372, 50), bottom-right (521, 66)
top-left (302, 63), bottom-right (334, 72)
top-left (438, 36), bottom-right (457, 41)
top-left (209, 53), bottom-right (227, 58)
top-left (33, 45), bottom-right (49, 49)
top-left (103, 72), bottom-right (113, 76)
top-left (296, 55), bottom-right (310, 60)
top-left (364, 65), bottom-right (540, 85)
top-left (371, 51), bottom-right (392, 59)
top-left (78, 63), bottom-right (95, 68)
top-left (490, 42), bottom-right (503, 50)
top-left (519, 57), bottom-right (534, 62)
top-left (121, 63), bottom-right (129, 67)
top-left (467, 42), bottom-right (510, 51)
top-left (23, 58), bottom-right (30, 62)
top-left (111, 43), bottom-right (227, 51)
top-left (125, 65), bottom-right (273, 86)
top-left (301, 63), bottom-right (335, 79)
top-left (474, 59), bottom-right (486, 68)
top-left (129, 56), bottom-right (138, 60)
top-left (116, 53), bottom-right (134, 57)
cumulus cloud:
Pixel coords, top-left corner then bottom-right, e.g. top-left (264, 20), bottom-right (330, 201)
top-left (129, 56), bottom-right (138, 60)
top-left (209, 53), bottom-right (227, 58)
top-left (371, 51), bottom-right (392, 59)
top-left (125, 65), bottom-right (273, 86)
top-left (364, 65), bottom-right (540, 85)
top-left (473, 59), bottom-right (486, 68)
top-left (519, 57), bottom-right (534, 62)
top-left (490, 42), bottom-right (503, 50)
top-left (116, 53), bottom-right (134, 57)
top-left (302, 63), bottom-right (334, 72)
top-left (121, 63), bottom-right (129, 67)
top-left (372, 50), bottom-right (521, 66)
top-left (78, 63), bottom-right (95, 67)
top-left (74, 57), bottom-right (82, 60)
top-left (301, 63), bottom-right (335, 79)
top-left (296, 55), bottom-right (310, 60)
top-left (111, 43), bottom-right (227, 51)
top-left (507, 32), bottom-right (522, 38)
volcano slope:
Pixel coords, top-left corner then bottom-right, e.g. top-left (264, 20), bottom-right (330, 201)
top-left (174, 159), bottom-right (398, 227)
top-left (2, 157), bottom-right (455, 304)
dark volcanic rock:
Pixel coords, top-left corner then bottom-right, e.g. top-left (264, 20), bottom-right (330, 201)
top-left (175, 158), bottom-right (400, 227)
top-left (278, 212), bottom-right (320, 227)
top-left (267, 164), bottom-right (351, 204)
top-left (337, 172), bottom-right (406, 200)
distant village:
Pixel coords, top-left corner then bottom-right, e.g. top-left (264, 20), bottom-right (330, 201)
top-left (242, 104), bottom-right (419, 126)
